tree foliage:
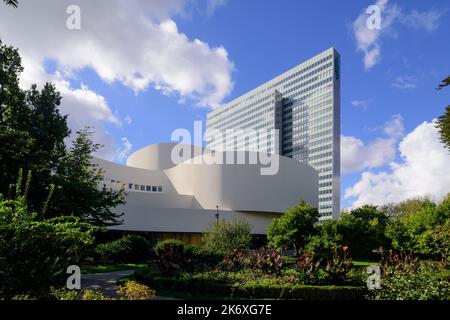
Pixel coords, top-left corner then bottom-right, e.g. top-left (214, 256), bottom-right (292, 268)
top-left (436, 75), bottom-right (450, 90)
top-left (305, 220), bottom-right (342, 257)
top-left (0, 40), bottom-right (125, 225)
top-left (53, 129), bottom-right (125, 225)
top-left (436, 105), bottom-right (450, 150)
top-left (202, 218), bottom-right (253, 254)
top-left (0, 175), bottom-right (95, 298)
top-left (436, 75), bottom-right (450, 150)
top-left (385, 195), bottom-right (450, 261)
top-left (267, 200), bottom-right (319, 255)
top-left (337, 205), bottom-right (390, 258)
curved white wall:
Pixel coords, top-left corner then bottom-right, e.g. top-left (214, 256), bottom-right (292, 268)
top-left (165, 151), bottom-right (318, 213)
top-left (94, 143), bottom-right (319, 235)
top-left (127, 143), bottom-right (203, 171)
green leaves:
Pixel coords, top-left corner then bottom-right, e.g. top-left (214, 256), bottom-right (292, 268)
top-left (436, 76), bottom-right (450, 150)
top-left (1, 42), bottom-right (125, 226)
top-left (386, 195), bottom-right (450, 260)
top-left (202, 218), bottom-right (253, 255)
top-left (436, 105), bottom-right (450, 150)
top-left (436, 75), bottom-right (450, 90)
top-left (53, 128), bottom-right (125, 225)
top-left (267, 200), bottom-right (319, 255)
top-left (0, 197), bottom-right (94, 298)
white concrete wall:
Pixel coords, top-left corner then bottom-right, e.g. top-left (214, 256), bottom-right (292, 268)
top-left (127, 143), bottom-right (203, 171)
top-left (109, 192), bottom-right (277, 234)
top-left (165, 151), bottom-right (318, 212)
top-left (94, 143), bottom-right (319, 235)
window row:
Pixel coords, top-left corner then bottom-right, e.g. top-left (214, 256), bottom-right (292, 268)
top-left (129, 183), bottom-right (163, 193)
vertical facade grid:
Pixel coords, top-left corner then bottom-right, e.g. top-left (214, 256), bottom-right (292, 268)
top-left (206, 48), bottom-right (340, 220)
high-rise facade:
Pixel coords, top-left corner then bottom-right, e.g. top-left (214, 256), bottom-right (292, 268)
top-left (206, 48), bottom-right (340, 220)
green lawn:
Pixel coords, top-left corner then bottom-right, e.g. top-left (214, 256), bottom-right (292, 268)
top-left (81, 263), bottom-right (147, 274)
top-left (352, 260), bottom-right (379, 267)
top-left (282, 256), bottom-right (378, 267)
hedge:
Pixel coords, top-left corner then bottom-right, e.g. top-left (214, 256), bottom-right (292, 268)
top-left (95, 235), bottom-right (152, 263)
top-left (136, 276), bottom-right (367, 300)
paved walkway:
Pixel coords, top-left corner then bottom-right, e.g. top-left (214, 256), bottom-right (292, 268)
top-left (82, 270), bottom-right (177, 300)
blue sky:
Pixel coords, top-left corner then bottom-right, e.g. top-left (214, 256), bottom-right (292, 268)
top-left (0, 0), bottom-right (449, 208)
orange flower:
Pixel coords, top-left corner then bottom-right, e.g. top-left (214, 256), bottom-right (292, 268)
top-left (342, 246), bottom-right (349, 251)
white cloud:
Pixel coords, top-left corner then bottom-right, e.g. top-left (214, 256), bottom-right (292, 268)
top-left (352, 0), bottom-right (398, 70)
top-left (341, 115), bottom-right (404, 174)
top-left (382, 114), bottom-right (404, 138)
top-left (399, 8), bottom-right (444, 32)
top-left (116, 137), bottom-right (133, 161)
top-left (19, 54), bottom-right (121, 160)
top-left (350, 99), bottom-right (372, 110)
top-left (391, 76), bottom-right (417, 89)
top-left (352, 0), bottom-right (445, 70)
top-left (124, 115), bottom-right (133, 125)
top-left (344, 121), bottom-right (450, 207)
top-left (0, 0), bottom-right (235, 160)
top-left (205, 0), bottom-right (228, 17)
top-left (0, 0), bottom-right (234, 108)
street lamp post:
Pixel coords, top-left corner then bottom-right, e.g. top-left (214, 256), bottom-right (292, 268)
top-left (215, 205), bottom-right (219, 225)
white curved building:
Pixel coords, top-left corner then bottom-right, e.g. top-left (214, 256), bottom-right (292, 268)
top-left (93, 143), bottom-right (318, 244)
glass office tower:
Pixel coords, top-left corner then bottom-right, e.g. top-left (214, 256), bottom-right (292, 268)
top-left (206, 48), bottom-right (340, 220)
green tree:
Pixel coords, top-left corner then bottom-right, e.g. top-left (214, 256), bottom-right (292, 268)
top-left (436, 75), bottom-right (450, 149)
top-left (0, 174), bottom-right (94, 298)
top-left (267, 200), bottom-right (318, 255)
top-left (53, 129), bottom-right (125, 225)
top-left (385, 196), bottom-right (449, 256)
top-left (337, 205), bottom-right (389, 258)
top-left (202, 218), bottom-right (252, 254)
top-left (305, 219), bottom-right (342, 257)
top-left (419, 220), bottom-right (450, 266)
top-left (0, 41), bottom-right (125, 226)
top-left (436, 75), bottom-right (450, 90)
top-left (436, 105), bottom-right (450, 150)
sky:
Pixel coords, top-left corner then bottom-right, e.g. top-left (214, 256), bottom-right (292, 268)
top-left (0, 0), bottom-right (449, 209)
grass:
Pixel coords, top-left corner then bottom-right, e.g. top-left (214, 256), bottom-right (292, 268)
top-left (281, 256), bottom-right (297, 264)
top-left (352, 260), bottom-right (379, 267)
top-left (81, 263), bottom-right (147, 274)
top-left (282, 256), bottom-right (378, 267)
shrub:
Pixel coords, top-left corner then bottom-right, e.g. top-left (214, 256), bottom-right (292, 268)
top-left (0, 197), bottom-right (94, 298)
top-left (50, 288), bottom-right (111, 300)
top-left (117, 281), bottom-right (155, 300)
top-left (305, 220), bottom-right (342, 258)
top-left (367, 249), bottom-right (450, 300)
top-left (50, 288), bottom-right (79, 300)
top-left (154, 239), bottom-right (185, 276)
top-left (220, 249), bottom-right (247, 272)
top-left (81, 289), bottom-right (111, 300)
top-left (296, 254), bottom-right (324, 284)
top-left (11, 294), bottom-right (36, 300)
top-left (337, 205), bottom-right (389, 259)
top-left (372, 261), bottom-right (450, 300)
top-left (219, 248), bottom-right (282, 275)
top-left (184, 244), bottom-right (203, 258)
top-left (324, 247), bottom-right (353, 284)
top-left (267, 200), bottom-right (318, 255)
top-left (202, 218), bottom-right (252, 255)
top-left (134, 263), bottom-right (162, 283)
top-left (249, 248), bottom-right (283, 275)
top-left (141, 276), bottom-right (367, 300)
top-left (424, 222), bottom-right (450, 267)
top-left (95, 234), bottom-right (152, 263)
top-left (184, 244), bottom-right (222, 271)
